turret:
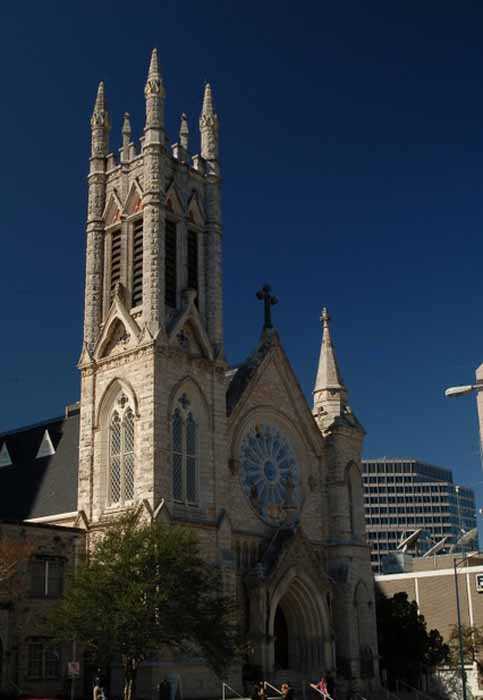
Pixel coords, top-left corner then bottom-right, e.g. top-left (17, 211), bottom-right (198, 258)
top-left (142, 49), bottom-right (166, 336)
top-left (198, 82), bottom-right (223, 352)
top-left (90, 81), bottom-right (110, 158)
top-left (83, 82), bottom-right (110, 353)
top-left (144, 48), bottom-right (165, 145)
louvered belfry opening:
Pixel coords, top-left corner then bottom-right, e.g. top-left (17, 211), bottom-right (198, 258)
top-left (132, 218), bottom-right (143, 307)
top-left (187, 229), bottom-right (198, 305)
top-left (110, 229), bottom-right (122, 297)
top-left (165, 219), bottom-right (177, 308)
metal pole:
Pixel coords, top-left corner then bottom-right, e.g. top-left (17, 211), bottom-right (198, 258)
top-left (453, 558), bottom-right (467, 700)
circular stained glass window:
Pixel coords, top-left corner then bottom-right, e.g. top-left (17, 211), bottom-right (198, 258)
top-left (239, 424), bottom-right (301, 525)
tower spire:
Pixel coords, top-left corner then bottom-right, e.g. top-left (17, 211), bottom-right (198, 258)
top-left (313, 307), bottom-right (348, 423)
top-left (144, 48), bottom-right (165, 140)
top-left (90, 81), bottom-right (110, 158)
top-left (199, 82), bottom-right (219, 169)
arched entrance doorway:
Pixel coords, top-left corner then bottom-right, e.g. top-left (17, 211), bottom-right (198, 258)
top-left (270, 574), bottom-right (332, 674)
top-left (274, 606), bottom-right (289, 669)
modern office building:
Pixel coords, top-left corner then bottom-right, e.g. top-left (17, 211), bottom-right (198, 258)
top-left (362, 458), bottom-right (478, 573)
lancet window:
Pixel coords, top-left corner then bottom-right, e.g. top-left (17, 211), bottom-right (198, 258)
top-left (187, 229), bottom-right (198, 301)
top-left (109, 401), bottom-right (135, 506)
top-left (110, 228), bottom-right (122, 297)
top-left (171, 397), bottom-right (198, 504)
top-left (131, 217), bottom-right (143, 307)
top-left (165, 219), bottom-right (177, 308)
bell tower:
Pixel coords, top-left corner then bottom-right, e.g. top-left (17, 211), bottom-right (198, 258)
top-left (312, 308), bottom-right (379, 682)
top-left (77, 50), bottom-right (227, 525)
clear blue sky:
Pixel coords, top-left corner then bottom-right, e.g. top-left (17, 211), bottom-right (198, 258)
top-left (2, 1), bottom-right (483, 517)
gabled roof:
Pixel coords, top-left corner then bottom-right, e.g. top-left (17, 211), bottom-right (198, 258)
top-left (226, 329), bottom-right (276, 416)
top-left (0, 412), bottom-right (79, 519)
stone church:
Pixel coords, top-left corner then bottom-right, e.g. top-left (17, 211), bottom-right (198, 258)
top-left (0, 50), bottom-right (378, 698)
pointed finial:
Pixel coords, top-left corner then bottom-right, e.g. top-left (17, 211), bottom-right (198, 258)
top-left (199, 82), bottom-right (219, 164)
top-left (94, 81), bottom-right (105, 111)
top-left (148, 48), bottom-right (160, 80)
top-left (180, 113), bottom-right (189, 150)
top-left (91, 81), bottom-right (108, 125)
top-left (202, 82), bottom-right (215, 116)
top-left (321, 307), bottom-right (330, 327)
top-left (122, 112), bottom-right (131, 137)
top-left (144, 48), bottom-right (165, 135)
top-left (145, 49), bottom-right (162, 96)
top-left (90, 81), bottom-right (110, 157)
top-left (121, 113), bottom-right (131, 161)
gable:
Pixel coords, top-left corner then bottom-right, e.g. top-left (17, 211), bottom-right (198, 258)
top-left (165, 180), bottom-right (184, 216)
top-left (227, 332), bottom-right (323, 458)
top-left (93, 292), bottom-right (141, 361)
top-left (167, 293), bottom-right (214, 361)
top-left (187, 191), bottom-right (205, 226)
top-left (103, 191), bottom-right (122, 225)
top-left (124, 180), bottom-right (143, 216)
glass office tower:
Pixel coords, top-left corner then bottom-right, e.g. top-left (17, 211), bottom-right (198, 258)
top-left (361, 458), bottom-right (477, 573)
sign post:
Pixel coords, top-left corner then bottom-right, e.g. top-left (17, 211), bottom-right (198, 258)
top-left (68, 661), bottom-right (80, 700)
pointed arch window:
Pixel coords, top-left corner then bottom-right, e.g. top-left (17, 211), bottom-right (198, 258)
top-left (165, 219), bottom-right (177, 308)
top-left (187, 229), bottom-right (198, 304)
top-left (171, 401), bottom-right (198, 505)
top-left (110, 228), bottom-right (122, 298)
top-left (109, 403), bottom-right (136, 506)
top-left (131, 217), bottom-right (143, 307)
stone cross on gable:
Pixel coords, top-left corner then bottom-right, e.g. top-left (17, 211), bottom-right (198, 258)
top-left (256, 284), bottom-right (278, 330)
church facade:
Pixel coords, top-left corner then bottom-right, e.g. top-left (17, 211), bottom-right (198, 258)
top-left (0, 50), bottom-right (378, 699)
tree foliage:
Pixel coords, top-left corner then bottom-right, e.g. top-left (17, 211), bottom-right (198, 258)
top-left (376, 590), bottom-right (449, 686)
top-left (448, 624), bottom-right (483, 665)
top-left (0, 531), bottom-right (33, 600)
top-left (49, 514), bottom-right (238, 700)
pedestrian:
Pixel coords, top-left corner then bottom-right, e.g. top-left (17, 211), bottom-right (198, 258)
top-left (252, 681), bottom-right (265, 700)
top-left (310, 675), bottom-right (328, 700)
top-left (93, 677), bottom-right (106, 700)
top-left (281, 682), bottom-right (294, 700)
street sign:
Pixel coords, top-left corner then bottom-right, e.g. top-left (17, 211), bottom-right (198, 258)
top-left (68, 661), bottom-right (80, 678)
top-left (475, 574), bottom-right (483, 593)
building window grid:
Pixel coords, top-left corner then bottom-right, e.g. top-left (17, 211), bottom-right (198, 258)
top-left (362, 460), bottom-right (478, 572)
top-left (30, 559), bottom-right (64, 598)
top-left (27, 640), bottom-right (60, 679)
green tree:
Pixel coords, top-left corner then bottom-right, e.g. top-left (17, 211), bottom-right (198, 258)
top-left (49, 514), bottom-right (238, 700)
top-left (376, 590), bottom-right (449, 686)
top-left (448, 624), bottom-right (483, 664)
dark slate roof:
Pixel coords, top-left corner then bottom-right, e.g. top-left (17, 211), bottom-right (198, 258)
top-left (226, 329), bottom-right (277, 416)
top-left (0, 410), bottom-right (80, 520)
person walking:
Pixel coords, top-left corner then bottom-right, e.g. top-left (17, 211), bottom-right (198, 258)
top-left (281, 682), bottom-right (294, 700)
top-left (310, 675), bottom-right (329, 700)
top-left (252, 681), bottom-right (265, 700)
